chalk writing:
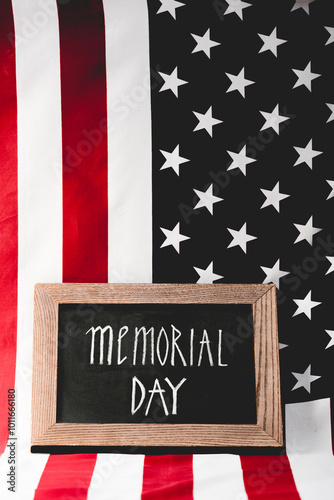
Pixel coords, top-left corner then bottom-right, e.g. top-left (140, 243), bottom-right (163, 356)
top-left (85, 324), bottom-right (228, 368)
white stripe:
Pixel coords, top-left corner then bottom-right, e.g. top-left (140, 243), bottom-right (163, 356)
top-left (87, 454), bottom-right (144, 500)
top-left (286, 398), bottom-right (334, 500)
top-left (193, 455), bottom-right (247, 500)
top-left (103, 0), bottom-right (152, 283)
top-left (0, 1), bottom-right (62, 498)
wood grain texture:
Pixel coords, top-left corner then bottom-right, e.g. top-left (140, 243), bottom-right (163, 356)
top-left (253, 285), bottom-right (283, 446)
top-left (31, 283), bottom-right (283, 448)
top-left (32, 423), bottom-right (280, 447)
top-left (35, 282), bottom-right (271, 304)
top-left (31, 285), bottom-right (58, 445)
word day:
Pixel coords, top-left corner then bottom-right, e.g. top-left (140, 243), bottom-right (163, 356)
top-left (131, 376), bottom-right (187, 416)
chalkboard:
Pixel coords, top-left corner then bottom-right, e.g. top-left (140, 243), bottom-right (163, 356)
top-left (31, 283), bottom-right (283, 449)
top-left (57, 303), bottom-right (256, 425)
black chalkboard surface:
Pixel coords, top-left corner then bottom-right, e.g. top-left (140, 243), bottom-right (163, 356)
top-left (57, 303), bottom-right (256, 425)
top-left (31, 283), bottom-right (283, 449)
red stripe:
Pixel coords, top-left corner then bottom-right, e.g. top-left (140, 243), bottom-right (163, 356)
top-left (0, 0), bottom-right (18, 457)
top-left (142, 455), bottom-right (193, 499)
top-left (241, 455), bottom-right (301, 499)
top-left (34, 454), bottom-right (97, 500)
top-left (35, 1), bottom-right (107, 497)
top-left (60, 0), bottom-right (108, 283)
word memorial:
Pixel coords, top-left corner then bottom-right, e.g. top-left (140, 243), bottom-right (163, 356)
top-left (31, 283), bottom-right (283, 449)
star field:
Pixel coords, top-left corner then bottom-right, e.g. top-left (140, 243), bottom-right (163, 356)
top-left (149, 0), bottom-right (334, 404)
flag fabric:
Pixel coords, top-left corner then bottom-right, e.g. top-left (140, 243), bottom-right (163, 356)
top-left (1, 0), bottom-right (334, 498)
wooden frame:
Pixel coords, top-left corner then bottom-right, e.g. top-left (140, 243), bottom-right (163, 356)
top-left (31, 283), bottom-right (283, 448)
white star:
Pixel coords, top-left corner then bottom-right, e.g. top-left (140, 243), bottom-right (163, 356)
top-left (225, 0), bottom-right (252, 20)
top-left (326, 256), bottom-right (334, 275)
top-left (194, 184), bottom-right (223, 215)
top-left (279, 343), bottom-right (289, 350)
top-left (325, 330), bottom-right (334, 349)
top-left (225, 68), bottom-right (255, 98)
top-left (292, 62), bottom-right (321, 91)
top-left (160, 145), bottom-right (189, 175)
top-left (326, 103), bottom-right (334, 123)
top-left (160, 223), bottom-right (190, 253)
top-left (227, 145), bottom-right (256, 176)
top-left (326, 180), bottom-right (334, 200)
top-left (261, 259), bottom-right (289, 288)
top-left (294, 139), bottom-right (322, 169)
top-left (292, 365), bottom-right (321, 393)
top-left (294, 216), bottom-right (322, 245)
top-left (194, 262), bottom-right (224, 283)
top-left (260, 104), bottom-right (289, 135)
top-left (227, 223), bottom-right (257, 254)
top-left (325, 26), bottom-right (334, 45)
top-left (193, 107), bottom-right (223, 137)
top-left (291, 0), bottom-right (316, 15)
top-left (258, 28), bottom-right (287, 57)
top-left (158, 67), bottom-right (188, 97)
top-left (260, 181), bottom-right (290, 212)
top-left (157, 0), bottom-right (185, 19)
top-left (293, 291), bottom-right (321, 320)
top-left (191, 29), bottom-right (220, 59)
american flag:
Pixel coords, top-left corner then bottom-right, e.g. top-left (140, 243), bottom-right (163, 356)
top-left (1, 0), bottom-right (334, 498)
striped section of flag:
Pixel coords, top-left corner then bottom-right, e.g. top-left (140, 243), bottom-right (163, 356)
top-left (59, 0), bottom-right (108, 284)
top-left (286, 399), bottom-right (334, 499)
top-left (34, 455), bottom-right (97, 500)
top-left (240, 455), bottom-right (300, 499)
top-left (193, 454), bottom-right (247, 499)
top-left (0, 1), bottom-right (333, 499)
top-left (103, 0), bottom-right (152, 284)
top-left (34, 1), bottom-right (106, 495)
top-left (0, 0), bottom-right (17, 457)
top-left (0, 0), bottom-right (62, 497)
top-left (87, 454), bottom-right (145, 499)
top-left (142, 455), bottom-right (193, 500)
